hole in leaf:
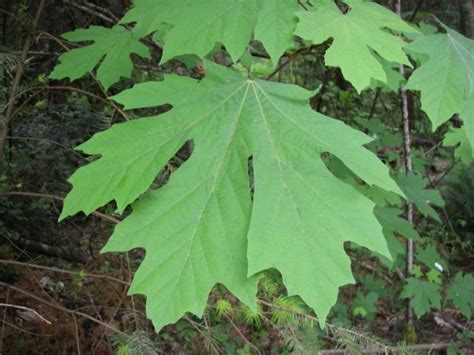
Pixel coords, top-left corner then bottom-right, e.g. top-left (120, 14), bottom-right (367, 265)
top-left (152, 140), bottom-right (194, 189)
top-left (335, 0), bottom-right (351, 14)
top-left (248, 156), bottom-right (255, 200)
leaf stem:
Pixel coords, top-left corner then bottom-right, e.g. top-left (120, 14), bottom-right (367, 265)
top-left (266, 46), bottom-right (316, 80)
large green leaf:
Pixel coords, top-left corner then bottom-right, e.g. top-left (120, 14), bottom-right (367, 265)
top-left (397, 172), bottom-right (444, 222)
top-left (123, 0), bottom-right (299, 64)
top-left (447, 272), bottom-right (474, 319)
top-left (401, 278), bottom-right (441, 318)
top-left (295, 0), bottom-right (415, 92)
top-left (50, 25), bottom-right (150, 90)
top-left (444, 127), bottom-right (473, 164)
top-left (61, 62), bottom-right (401, 329)
top-left (406, 26), bottom-right (474, 150)
top-left (374, 207), bottom-right (419, 261)
top-left (254, 0), bottom-right (300, 64)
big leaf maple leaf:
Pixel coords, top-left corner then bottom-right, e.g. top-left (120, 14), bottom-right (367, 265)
top-left (50, 25), bottom-right (150, 90)
top-left (447, 273), bottom-right (474, 319)
top-left (61, 62), bottom-right (401, 329)
top-left (406, 26), bottom-right (474, 149)
top-left (295, 0), bottom-right (415, 92)
top-left (123, 0), bottom-right (300, 63)
top-left (51, 1), bottom-right (301, 88)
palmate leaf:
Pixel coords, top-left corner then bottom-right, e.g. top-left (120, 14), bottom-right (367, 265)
top-left (374, 207), bottom-right (420, 263)
top-left (352, 291), bottom-right (379, 319)
top-left (61, 62), bottom-right (402, 330)
top-left (447, 272), bottom-right (474, 319)
top-left (123, 0), bottom-right (300, 64)
top-left (401, 278), bottom-right (441, 318)
top-left (50, 25), bottom-right (150, 90)
top-left (50, 1), bottom-right (417, 90)
top-left (254, 0), bottom-right (300, 63)
top-left (370, 57), bottom-right (406, 93)
top-left (50, 0), bottom-right (301, 88)
top-left (405, 26), bottom-right (474, 151)
top-left (416, 245), bottom-right (447, 272)
top-left (295, 0), bottom-right (415, 92)
top-left (444, 127), bottom-right (473, 164)
top-left (397, 172), bottom-right (444, 222)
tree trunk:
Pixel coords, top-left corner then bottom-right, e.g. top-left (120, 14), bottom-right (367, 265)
top-left (459, 0), bottom-right (474, 38)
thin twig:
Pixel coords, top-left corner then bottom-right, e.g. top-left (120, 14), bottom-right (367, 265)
top-left (0, 259), bottom-right (129, 286)
top-left (0, 9), bottom-right (15, 17)
top-left (63, 0), bottom-right (115, 24)
top-left (409, 0), bottom-right (425, 22)
top-left (72, 314), bottom-right (82, 355)
top-left (0, 319), bottom-right (51, 337)
top-left (368, 88), bottom-right (381, 119)
top-left (0, 303), bottom-right (51, 324)
top-left (0, 282), bottom-right (129, 338)
top-left (1, 85), bottom-right (128, 121)
top-left (6, 136), bottom-right (87, 161)
top-left (10, 50), bottom-right (62, 56)
top-left (0, 233), bottom-right (86, 263)
top-left (126, 253), bottom-right (139, 329)
top-left (396, 0), bottom-right (415, 336)
top-left (37, 31), bottom-right (71, 51)
top-left (0, 289), bottom-right (9, 354)
top-left (266, 46), bottom-right (316, 80)
top-left (0, 191), bottom-right (120, 224)
top-left (185, 316), bottom-right (220, 354)
top-left (427, 159), bottom-right (459, 188)
top-left (79, 0), bottom-right (120, 22)
top-left (224, 314), bottom-right (261, 355)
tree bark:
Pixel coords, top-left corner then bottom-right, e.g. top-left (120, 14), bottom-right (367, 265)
top-left (459, 0), bottom-right (474, 38)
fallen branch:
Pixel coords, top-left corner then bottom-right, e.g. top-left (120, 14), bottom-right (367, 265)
top-left (63, 0), bottom-right (116, 24)
top-left (1, 234), bottom-right (87, 263)
top-left (318, 342), bottom-right (471, 354)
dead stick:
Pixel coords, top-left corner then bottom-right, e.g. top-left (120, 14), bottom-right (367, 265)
top-left (0, 303), bottom-right (51, 324)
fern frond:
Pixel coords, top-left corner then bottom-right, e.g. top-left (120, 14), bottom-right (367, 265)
top-left (111, 330), bottom-right (160, 355)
